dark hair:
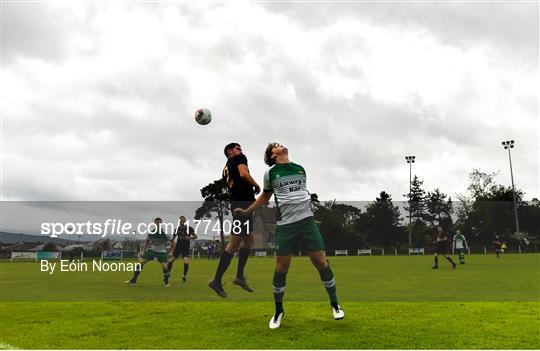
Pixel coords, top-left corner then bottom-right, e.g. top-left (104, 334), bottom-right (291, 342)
top-left (224, 143), bottom-right (240, 156)
top-left (264, 142), bottom-right (279, 166)
top-left (154, 217), bottom-right (162, 222)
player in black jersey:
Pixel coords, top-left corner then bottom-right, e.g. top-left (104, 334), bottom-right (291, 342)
top-left (209, 143), bottom-right (261, 298)
top-left (167, 215), bottom-right (197, 282)
top-left (432, 226), bottom-right (457, 269)
top-left (493, 235), bottom-right (502, 258)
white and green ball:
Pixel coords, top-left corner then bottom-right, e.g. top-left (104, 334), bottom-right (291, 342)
top-left (195, 108), bottom-right (212, 125)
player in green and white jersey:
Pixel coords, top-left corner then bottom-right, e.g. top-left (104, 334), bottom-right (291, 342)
top-left (126, 217), bottom-right (172, 286)
top-left (234, 143), bottom-right (344, 329)
top-left (453, 229), bottom-right (468, 265)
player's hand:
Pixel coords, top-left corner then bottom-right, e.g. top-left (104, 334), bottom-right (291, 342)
top-left (234, 208), bottom-right (248, 217)
top-left (254, 184), bottom-right (261, 194)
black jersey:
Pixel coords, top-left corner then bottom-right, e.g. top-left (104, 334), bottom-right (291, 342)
top-left (173, 225), bottom-right (196, 245)
top-left (434, 234), bottom-right (450, 250)
top-left (222, 154), bottom-right (256, 202)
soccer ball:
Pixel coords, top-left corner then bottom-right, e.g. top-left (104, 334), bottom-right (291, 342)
top-left (195, 108), bottom-right (212, 125)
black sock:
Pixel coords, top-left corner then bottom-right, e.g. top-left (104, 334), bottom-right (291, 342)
top-left (167, 261), bottom-right (173, 273)
top-left (183, 263), bottom-right (189, 277)
top-left (318, 265), bottom-right (338, 305)
top-left (163, 268), bottom-right (170, 282)
top-left (273, 271), bottom-right (287, 315)
top-left (236, 248), bottom-right (250, 279)
top-left (214, 251), bottom-right (234, 283)
top-left (446, 256), bottom-right (455, 265)
top-left (434, 256), bottom-right (439, 266)
top-left (132, 266), bottom-right (142, 282)
top-left (275, 302), bottom-right (284, 316)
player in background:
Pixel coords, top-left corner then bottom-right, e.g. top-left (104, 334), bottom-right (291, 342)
top-left (453, 229), bottom-right (469, 264)
top-left (432, 226), bottom-right (457, 269)
top-left (126, 217), bottom-right (171, 286)
top-left (493, 235), bottom-right (502, 258)
top-left (208, 143), bottom-right (261, 298)
top-left (167, 215), bottom-right (197, 282)
top-left (234, 142), bottom-right (344, 329)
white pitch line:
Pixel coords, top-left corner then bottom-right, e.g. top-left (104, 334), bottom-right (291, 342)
top-left (0, 342), bottom-right (19, 350)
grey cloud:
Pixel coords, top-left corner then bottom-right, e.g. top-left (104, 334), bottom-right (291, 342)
top-left (3, 2), bottom-right (538, 202)
top-left (261, 2), bottom-right (538, 60)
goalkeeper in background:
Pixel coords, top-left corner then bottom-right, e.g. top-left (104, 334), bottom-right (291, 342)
top-left (453, 229), bottom-right (468, 264)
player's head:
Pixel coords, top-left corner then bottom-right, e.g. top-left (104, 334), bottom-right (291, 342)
top-left (224, 143), bottom-right (242, 158)
top-left (179, 215), bottom-right (186, 225)
top-left (154, 217), bottom-right (162, 227)
top-left (264, 142), bottom-right (288, 166)
top-left (437, 226), bottom-right (443, 234)
top-left (456, 229), bottom-right (461, 234)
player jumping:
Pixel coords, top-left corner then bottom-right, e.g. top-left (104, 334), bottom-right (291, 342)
top-left (432, 226), bottom-right (457, 269)
top-left (126, 217), bottom-right (171, 286)
top-left (234, 142), bottom-right (344, 329)
top-left (208, 143), bottom-right (261, 297)
top-left (167, 215), bottom-right (197, 282)
top-left (453, 229), bottom-right (468, 264)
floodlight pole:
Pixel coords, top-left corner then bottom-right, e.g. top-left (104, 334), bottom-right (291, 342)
top-left (405, 156), bottom-right (416, 251)
top-left (502, 140), bottom-right (520, 238)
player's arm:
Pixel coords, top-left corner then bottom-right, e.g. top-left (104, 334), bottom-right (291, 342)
top-left (168, 236), bottom-right (176, 256)
top-left (234, 191), bottom-right (273, 217)
top-left (140, 240), bottom-right (149, 254)
top-left (238, 164), bottom-right (261, 194)
top-left (189, 226), bottom-right (198, 240)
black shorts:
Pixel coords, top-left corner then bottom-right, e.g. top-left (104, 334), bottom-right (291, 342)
top-left (231, 201), bottom-right (254, 236)
top-left (173, 241), bottom-right (190, 258)
top-left (435, 247), bottom-right (448, 255)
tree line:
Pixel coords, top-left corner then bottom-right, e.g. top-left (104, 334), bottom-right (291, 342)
top-left (197, 169), bottom-right (540, 251)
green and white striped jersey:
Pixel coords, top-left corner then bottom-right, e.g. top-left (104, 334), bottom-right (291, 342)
top-left (453, 234), bottom-right (467, 249)
top-left (263, 162), bottom-right (312, 225)
top-left (146, 229), bottom-right (171, 253)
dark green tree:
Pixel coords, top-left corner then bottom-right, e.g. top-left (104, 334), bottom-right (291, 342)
top-left (425, 188), bottom-right (453, 231)
top-left (195, 179), bottom-right (230, 249)
top-left (404, 175), bottom-right (428, 225)
top-left (456, 169), bottom-right (526, 246)
top-left (520, 199), bottom-right (540, 239)
top-left (313, 201), bottom-right (363, 251)
top-left (362, 191), bottom-right (405, 247)
top-left (403, 175), bottom-right (430, 246)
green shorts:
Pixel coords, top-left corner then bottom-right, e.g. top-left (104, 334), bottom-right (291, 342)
top-left (275, 216), bottom-right (325, 256)
top-left (141, 249), bottom-right (168, 263)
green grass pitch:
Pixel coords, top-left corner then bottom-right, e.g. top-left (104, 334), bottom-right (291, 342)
top-left (1, 254), bottom-right (539, 349)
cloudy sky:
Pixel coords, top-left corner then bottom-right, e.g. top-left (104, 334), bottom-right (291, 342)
top-left (2, 1), bottom-right (538, 203)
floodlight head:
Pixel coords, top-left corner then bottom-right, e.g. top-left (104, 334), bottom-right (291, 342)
top-left (510, 140), bottom-right (514, 144)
